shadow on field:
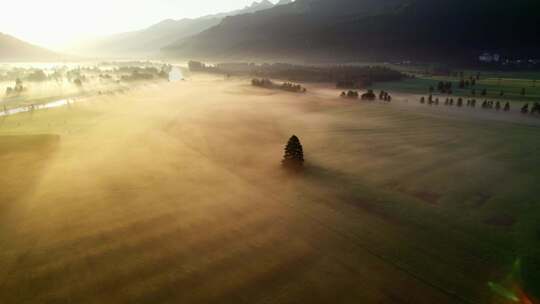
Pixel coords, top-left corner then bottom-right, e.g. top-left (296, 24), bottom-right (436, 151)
top-left (301, 163), bottom-right (411, 226)
top-left (0, 134), bottom-right (60, 212)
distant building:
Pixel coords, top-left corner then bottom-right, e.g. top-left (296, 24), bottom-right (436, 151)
top-left (479, 52), bottom-right (501, 63)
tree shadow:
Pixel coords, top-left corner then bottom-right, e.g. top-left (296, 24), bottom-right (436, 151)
top-left (0, 134), bottom-right (60, 213)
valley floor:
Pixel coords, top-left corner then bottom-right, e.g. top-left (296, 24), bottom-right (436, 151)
top-left (0, 76), bottom-right (539, 303)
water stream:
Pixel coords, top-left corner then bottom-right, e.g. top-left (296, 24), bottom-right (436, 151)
top-left (0, 98), bottom-right (73, 117)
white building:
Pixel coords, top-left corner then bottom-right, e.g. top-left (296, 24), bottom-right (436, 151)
top-left (479, 52), bottom-right (501, 63)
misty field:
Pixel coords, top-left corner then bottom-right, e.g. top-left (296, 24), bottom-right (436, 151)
top-left (1, 76), bottom-right (539, 303)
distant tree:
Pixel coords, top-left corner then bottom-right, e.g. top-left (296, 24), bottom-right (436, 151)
top-left (481, 88), bottom-right (487, 96)
top-left (504, 102), bottom-right (510, 112)
top-left (27, 69), bottom-right (48, 82)
top-left (282, 135), bottom-right (304, 170)
top-left (532, 103), bottom-right (540, 114)
top-left (348, 90), bottom-right (360, 99)
top-left (361, 90), bottom-right (375, 100)
top-left (444, 82), bottom-right (452, 92)
top-left (521, 104), bottom-right (529, 114)
top-left (437, 81), bottom-right (444, 92)
top-left (14, 78), bottom-right (24, 92)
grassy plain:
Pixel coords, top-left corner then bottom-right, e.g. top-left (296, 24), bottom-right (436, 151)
top-left (0, 75), bottom-right (539, 303)
top-left (372, 69), bottom-right (540, 104)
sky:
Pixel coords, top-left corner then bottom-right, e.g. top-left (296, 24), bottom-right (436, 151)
top-left (0, 0), bottom-right (260, 49)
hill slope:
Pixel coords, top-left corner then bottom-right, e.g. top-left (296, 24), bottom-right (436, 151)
top-left (163, 0), bottom-right (540, 63)
top-left (68, 0), bottom-right (279, 58)
top-left (0, 33), bottom-right (62, 62)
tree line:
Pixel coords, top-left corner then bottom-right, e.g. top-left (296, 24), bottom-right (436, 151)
top-left (340, 89), bottom-right (391, 102)
top-left (190, 61), bottom-right (404, 84)
top-left (521, 103), bottom-right (540, 115)
top-left (251, 78), bottom-right (306, 93)
top-left (419, 95), bottom-right (518, 112)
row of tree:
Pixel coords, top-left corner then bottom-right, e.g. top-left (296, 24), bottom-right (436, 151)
top-left (420, 96), bottom-right (512, 111)
top-left (341, 91), bottom-right (359, 98)
top-left (421, 95), bottom-right (540, 117)
top-left (281, 82), bottom-right (307, 93)
top-left (191, 61), bottom-right (404, 84)
top-left (340, 89), bottom-right (382, 101)
top-left (251, 79), bottom-right (307, 93)
top-left (521, 103), bottom-right (540, 114)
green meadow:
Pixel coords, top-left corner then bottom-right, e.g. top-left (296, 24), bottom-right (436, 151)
top-left (0, 76), bottom-right (539, 303)
top-left (372, 69), bottom-right (540, 105)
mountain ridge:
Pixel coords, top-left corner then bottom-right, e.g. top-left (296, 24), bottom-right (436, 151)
top-left (67, 1), bottom-right (282, 58)
top-left (163, 0), bottom-right (540, 64)
top-left (0, 33), bottom-right (63, 62)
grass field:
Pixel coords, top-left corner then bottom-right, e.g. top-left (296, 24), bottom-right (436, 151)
top-left (372, 69), bottom-right (540, 104)
top-left (0, 76), bottom-right (539, 303)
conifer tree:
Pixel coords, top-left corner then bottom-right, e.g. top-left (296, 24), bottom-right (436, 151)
top-left (282, 135), bottom-right (304, 170)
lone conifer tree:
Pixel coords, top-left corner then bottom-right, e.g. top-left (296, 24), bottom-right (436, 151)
top-left (282, 135), bottom-right (304, 170)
